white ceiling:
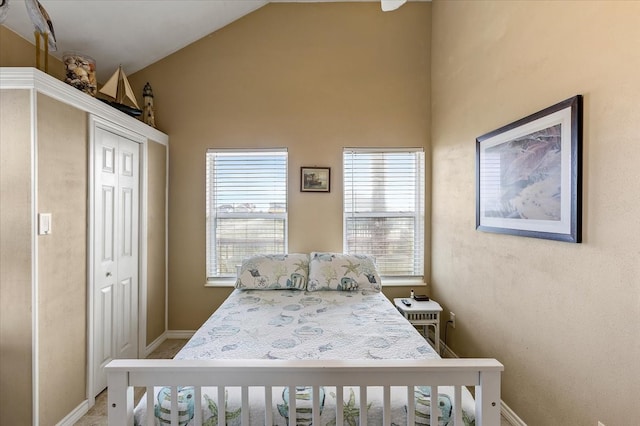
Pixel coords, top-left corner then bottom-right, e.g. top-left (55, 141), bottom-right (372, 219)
top-left (2, 0), bottom-right (414, 82)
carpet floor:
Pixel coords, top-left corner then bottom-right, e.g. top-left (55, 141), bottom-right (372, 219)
top-left (74, 339), bottom-right (188, 426)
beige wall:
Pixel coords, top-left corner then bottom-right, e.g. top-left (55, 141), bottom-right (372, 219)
top-left (0, 91), bottom-right (88, 425)
top-left (0, 25), bottom-right (65, 81)
top-left (129, 2), bottom-right (431, 330)
top-left (147, 140), bottom-right (168, 344)
top-left (36, 94), bottom-right (87, 424)
top-left (2, 26), bottom-right (168, 421)
top-left (430, 1), bottom-right (640, 425)
top-left (6, 2), bottom-right (639, 424)
top-left (0, 90), bottom-right (33, 424)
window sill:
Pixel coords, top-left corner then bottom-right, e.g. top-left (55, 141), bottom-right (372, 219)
top-left (381, 278), bottom-right (427, 287)
top-left (205, 278), bottom-right (236, 288)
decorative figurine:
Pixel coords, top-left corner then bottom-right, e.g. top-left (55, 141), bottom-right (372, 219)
top-left (0, 0), bottom-right (10, 25)
top-left (98, 65), bottom-right (142, 117)
top-left (25, 0), bottom-right (57, 72)
top-left (143, 82), bottom-right (156, 128)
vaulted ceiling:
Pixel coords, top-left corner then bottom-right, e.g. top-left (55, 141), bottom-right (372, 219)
top-left (1, 0), bottom-right (418, 82)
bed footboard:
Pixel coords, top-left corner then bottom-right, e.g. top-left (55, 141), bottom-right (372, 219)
top-left (106, 358), bottom-right (503, 426)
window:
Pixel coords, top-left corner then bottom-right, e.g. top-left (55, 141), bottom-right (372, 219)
top-left (206, 149), bottom-right (288, 281)
top-left (343, 148), bottom-right (425, 280)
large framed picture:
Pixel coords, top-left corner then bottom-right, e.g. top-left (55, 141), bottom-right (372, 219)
top-left (476, 95), bottom-right (583, 243)
top-left (301, 167), bottom-right (330, 192)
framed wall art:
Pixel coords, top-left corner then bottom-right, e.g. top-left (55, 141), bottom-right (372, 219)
top-left (301, 167), bottom-right (330, 192)
top-left (476, 95), bottom-right (583, 243)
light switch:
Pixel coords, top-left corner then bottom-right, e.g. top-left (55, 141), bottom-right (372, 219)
top-left (38, 213), bottom-right (52, 235)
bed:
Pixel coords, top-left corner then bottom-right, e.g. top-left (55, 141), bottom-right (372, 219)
top-left (106, 253), bottom-right (503, 426)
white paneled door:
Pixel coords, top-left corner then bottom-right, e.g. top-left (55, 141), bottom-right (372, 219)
top-left (92, 126), bottom-right (140, 397)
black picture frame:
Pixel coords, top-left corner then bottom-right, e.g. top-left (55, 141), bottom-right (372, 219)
top-left (301, 167), bottom-right (330, 192)
top-left (476, 95), bottom-right (583, 243)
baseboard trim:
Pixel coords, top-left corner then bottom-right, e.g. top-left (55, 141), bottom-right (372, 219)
top-left (60, 331), bottom-right (201, 425)
top-left (56, 399), bottom-right (88, 426)
top-left (501, 401), bottom-right (527, 426)
top-left (144, 331), bottom-right (168, 357)
top-left (166, 330), bottom-right (196, 339)
top-left (144, 330), bottom-right (196, 356)
top-left (440, 340), bottom-right (458, 359)
top-left (438, 338), bottom-right (525, 426)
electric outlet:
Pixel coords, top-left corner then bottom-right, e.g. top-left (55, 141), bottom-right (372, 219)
top-left (450, 312), bottom-right (456, 328)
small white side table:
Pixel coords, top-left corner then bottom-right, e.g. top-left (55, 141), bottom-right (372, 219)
top-left (394, 298), bottom-right (443, 353)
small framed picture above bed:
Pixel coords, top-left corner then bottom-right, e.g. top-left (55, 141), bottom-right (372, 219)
top-left (301, 166), bottom-right (330, 192)
top-left (476, 95), bottom-right (583, 243)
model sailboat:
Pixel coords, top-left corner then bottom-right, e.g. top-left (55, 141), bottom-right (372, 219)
top-left (98, 66), bottom-right (142, 117)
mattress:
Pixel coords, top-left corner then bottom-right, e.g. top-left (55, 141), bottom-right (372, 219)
top-left (134, 289), bottom-right (476, 425)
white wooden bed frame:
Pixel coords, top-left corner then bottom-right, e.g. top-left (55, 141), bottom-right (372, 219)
top-left (107, 357), bottom-right (503, 426)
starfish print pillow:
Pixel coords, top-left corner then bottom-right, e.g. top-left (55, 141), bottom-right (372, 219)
top-left (307, 252), bottom-right (381, 292)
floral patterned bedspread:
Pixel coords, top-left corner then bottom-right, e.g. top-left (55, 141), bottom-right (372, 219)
top-left (134, 290), bottom-right (476, 425)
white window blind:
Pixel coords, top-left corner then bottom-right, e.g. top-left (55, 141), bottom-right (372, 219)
top-left (343, 148), bottom-right (425, 278)
top-left (206, 149), bottom-right (288, 280)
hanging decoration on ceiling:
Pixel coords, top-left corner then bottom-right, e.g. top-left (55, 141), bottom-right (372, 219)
top-left (142, 82), bottom-right (156, 128)
top-left (25, 0), bottom-right (57, 73)
top-left (381, 0), bottom-right (407, 12)
top-left (0, 0), bottom-right (9, 24)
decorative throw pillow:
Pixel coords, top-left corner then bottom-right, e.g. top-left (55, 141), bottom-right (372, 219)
top-left (234, 253), bottom-right (309, 290)
top-left (154, 386), bottom-right (195, 425)
top-left (307, 252), bottom-right (382, 292)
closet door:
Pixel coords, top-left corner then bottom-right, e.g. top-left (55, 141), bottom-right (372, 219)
top-left (92, 126), bottom-right (140, 396)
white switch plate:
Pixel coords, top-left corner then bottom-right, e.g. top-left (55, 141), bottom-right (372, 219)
top-left (38, 213), bottom-right (52, 235)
